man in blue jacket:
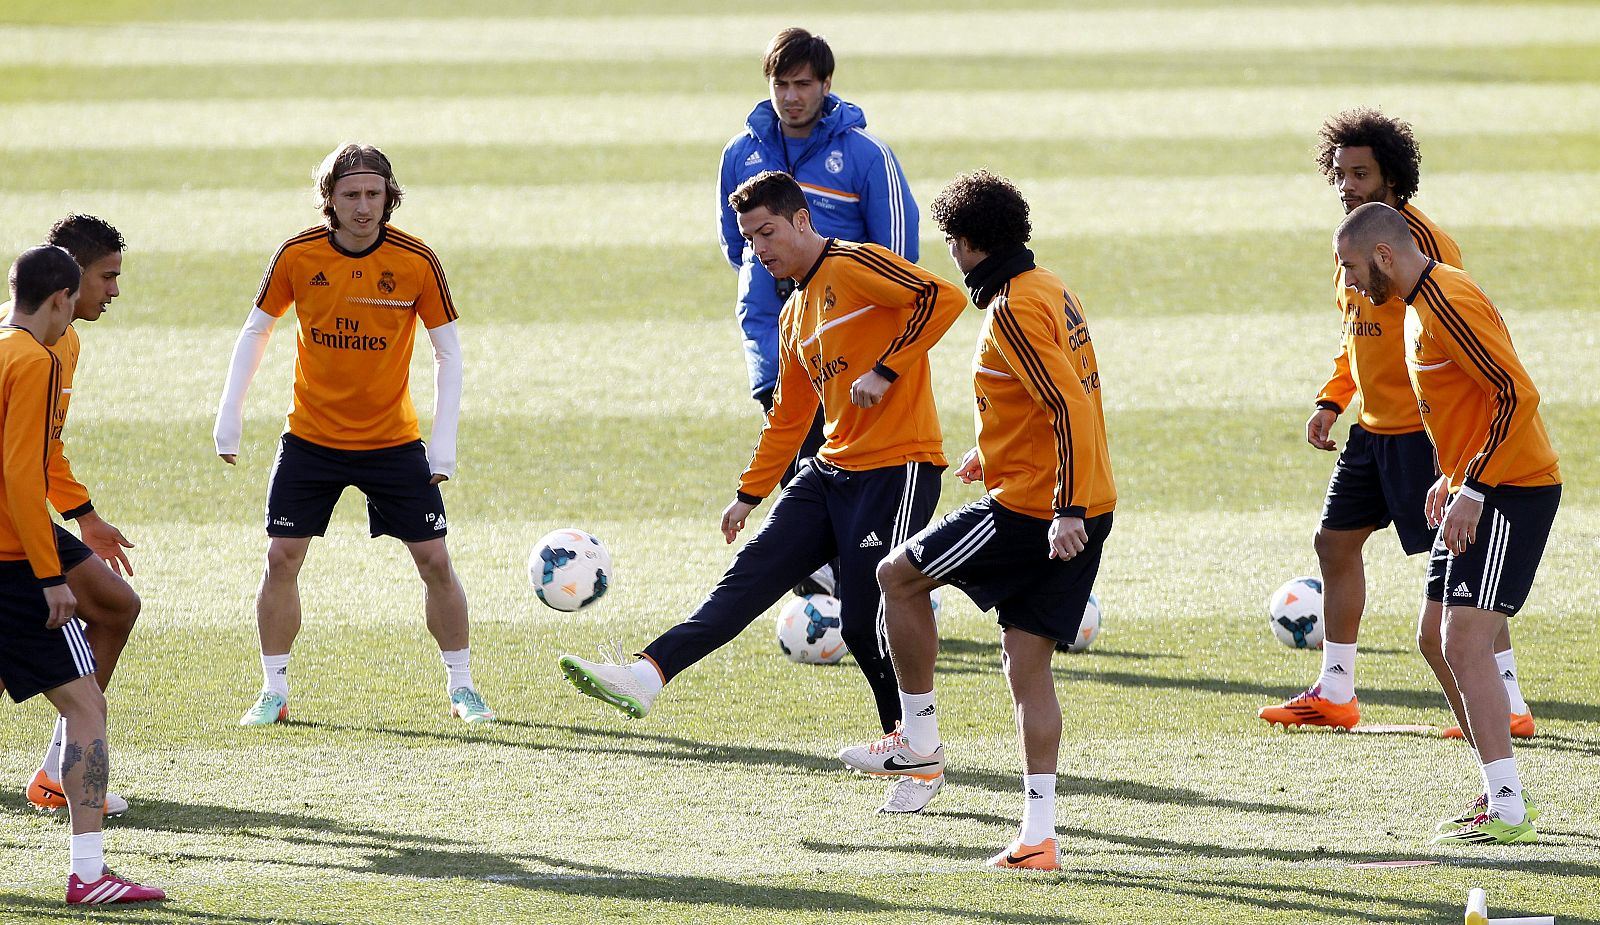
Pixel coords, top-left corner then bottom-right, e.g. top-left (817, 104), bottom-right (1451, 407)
top-left (717, 27), bottom-right (920, 597)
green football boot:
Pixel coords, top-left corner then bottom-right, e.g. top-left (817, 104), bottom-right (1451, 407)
top-left (238, 690), bottom-right (288, 726)
top-left (1436, 790), bottom-right (1540, 833)
top-left (1432, 812), bottom-right (1537, 845)
top-left (449, 687), bottom-right (497, 723)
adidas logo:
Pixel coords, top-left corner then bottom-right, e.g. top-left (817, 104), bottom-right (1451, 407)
top-left (1327, 665), bottom-right (1347, 674)
top-left (1495, 786), bottom-right (1516, 798)
top-left (914, 704), bottom-right (936, 717)
top-left (309, 271), bottom-right (330, 286)
top-left (1451, 582), bottom-right (1473, 598)
top-left (743, 151), bottom-right (763, 167)
top-left (1026, 789), bottom-right (1044, 799)
top-left (1501, 670), bottom-right (1516, 681)
top-left (859, 531), bottom-right (883, 548)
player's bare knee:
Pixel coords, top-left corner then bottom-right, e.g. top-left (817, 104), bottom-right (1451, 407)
top-left (410, 546), bottom-right (456, 587)
top-left (1313, 527), bottom-right (1361, 568)
top-left (876, 553), bottom-right (916, 595)
top-left (263, 543), bottom-right (308, 581)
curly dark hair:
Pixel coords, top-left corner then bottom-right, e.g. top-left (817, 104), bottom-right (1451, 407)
top-left (1315, 109), bottom-right (1421, 204)
top-left (45, 214), bottom-right (124, 269)
top-left (929, 170), bottom-right (1031, 255)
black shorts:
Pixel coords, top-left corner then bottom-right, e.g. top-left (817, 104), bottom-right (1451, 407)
top-left (54, 524), bottom-right (94, 573)
top-left (1426, 484), bottom-right (1560, 617)
top-left (266, 433), bottom-right (447, 543)
top-left (904, 496), bottom-right (1113, 647)
top-left (1321, 425), bottom-right (1437, 555)
top-left (0, 560), bottom-right (96, 703)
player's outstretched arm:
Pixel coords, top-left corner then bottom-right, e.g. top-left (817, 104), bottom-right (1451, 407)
top-left (214, 307), bottom-right (277, 463)
top-left (425, 321), bottom-right (463, 483)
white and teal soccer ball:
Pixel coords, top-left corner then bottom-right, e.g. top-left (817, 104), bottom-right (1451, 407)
top-left (775, 594), bottom-right (847, 665)
top-left (1269, 577), bottom-right (1324, 649)
top-left (529, 529), bottom-right (611, 612)
top-left (1062, 593), bottom-right (1102, 653)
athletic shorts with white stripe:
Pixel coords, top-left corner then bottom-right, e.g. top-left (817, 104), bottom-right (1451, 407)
top-left (904, 496), bottom-right (1112, 646)
top-left (641, 458), bottom-right (942, 733)
top-left (0, 559), bottom-right (97, 703)
top-left (1426, 484), bottom-right (1560, 616)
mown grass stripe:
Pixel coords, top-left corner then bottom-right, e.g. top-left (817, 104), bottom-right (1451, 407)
top-left (5, 83), bottom-right (1600, 150)
top-left (3, 6), bottom-right (1598, 66)
top-left (4, 171), bottom-right (1596, 255)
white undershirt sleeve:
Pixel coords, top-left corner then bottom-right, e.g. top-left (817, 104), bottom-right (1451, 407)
top-left (213, 307), bottom-right (277, 456)
top-left (426, 321), bottom-right (463, 481)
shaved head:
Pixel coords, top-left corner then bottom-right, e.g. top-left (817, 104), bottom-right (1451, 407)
top-left (1334, 201), bottom-right (1416, 256)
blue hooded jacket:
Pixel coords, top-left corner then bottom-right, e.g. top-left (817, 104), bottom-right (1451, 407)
top-left (717, 94), bottom-right (920, 398)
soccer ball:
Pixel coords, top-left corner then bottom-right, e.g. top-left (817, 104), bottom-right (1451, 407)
top-left (1060, 593), bottom-right (1102, 653)
top-left (775, 594), bottom-right (847, 665)
top-left (1269, 576), bottom-right (1324, 649)
top-left (529, 529), bottom-right (611, 612)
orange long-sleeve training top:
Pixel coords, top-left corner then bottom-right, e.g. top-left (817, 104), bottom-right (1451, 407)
top-left (737, 240), bottom-right (966, 501)
top-left (1317, 202), bottom-right (1461, 434)
top-left (1404, 261), bottom-right (1560, 495)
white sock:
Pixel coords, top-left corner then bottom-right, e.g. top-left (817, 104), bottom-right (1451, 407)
top-left (1317, 641), bottom-right (1357, 704)
top-left (69, 831), bottom-right (103, 881)
top-left (1020, 774), bottom-right (1057, 845)
top-left (897, 689), bottom-right (940, 754)
top-left (441, 648), bottom-right (473, 693)
top-left (1495, 649), bottom-right (1529, 714)
top-left (1482, 756), bottom-right (1525, 824)
top-left (40, 716), bottom-right (66, 777)
top-left (261, 653), bottom-right (289, 698)
top-left (628, 659), bottom-right (664, 695)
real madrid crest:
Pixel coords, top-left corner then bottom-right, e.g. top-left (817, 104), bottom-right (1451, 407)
top-left (823, 285), bottom-right (836, 313)
top-left (378, 270), bottom-right (396, 294)
top-left (825, 150), bottom-right (844, 174)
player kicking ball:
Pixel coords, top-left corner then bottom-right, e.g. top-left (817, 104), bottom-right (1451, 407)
top-left (1335, 203), bottom-right (1560, 845)
top-left (559, 171), bottom-right (964, 812)
top-left (838, 172), bottom-right (1116, 869)
top-left (214, 143), bottom-right (493, 725)
top-left (1, 247), bottom-right (163, 904)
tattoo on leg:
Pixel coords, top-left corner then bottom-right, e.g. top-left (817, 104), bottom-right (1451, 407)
top-left (80, 739), bottom-right (108, 809)
top-left (60, 743), bottom-right (83, 778)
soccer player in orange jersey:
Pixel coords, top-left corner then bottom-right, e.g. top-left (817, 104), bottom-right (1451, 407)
top-left (1259, 110), bottom-right (1531, 735)
top-left (838, 172), bottom-right (1115, 865)
top-left (559, 172), bottom-right (964, 790)
top-left (1337, 203), bottom-right (1560, 845)
top-left (214, 144), bottom-right (493, 726)
top-left (2, 217), bottom-right (142, 816)
top-left (1, 246), bottom-right (163, 904)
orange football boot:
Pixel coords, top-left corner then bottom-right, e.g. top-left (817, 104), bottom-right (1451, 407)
top-left (1257, 685), bottom-right (1360, 730)
top-left (986, 838), bottom-right (1059, 871)
top-left (1441, 711), bottom-right (1535, 739)
top-left (26, 769), bottom-right (127, 815)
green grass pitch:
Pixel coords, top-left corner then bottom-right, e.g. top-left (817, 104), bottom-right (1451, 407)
top-left (1, 2), bottom-right (1598, 922)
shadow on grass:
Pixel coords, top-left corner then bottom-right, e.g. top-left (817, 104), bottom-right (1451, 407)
top-left (531, 723), bottom-right (1311, 816)
top-left (0, 894), bottom-right (343, 925)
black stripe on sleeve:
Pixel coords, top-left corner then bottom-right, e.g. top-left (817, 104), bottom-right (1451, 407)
top-left (1419, 279), bottom-right (1517, 484)
top-left (837, 246), bottom-right (938, 365)
top-left (992, 300), bottom-right (1076, 512)
top-left (1402, 207), bottom-right (1444, 262)
top-left (43, 353), bottom-right (61, 494)
top-left (386, 236), bottom-right (459, 322)
top-left (253, 227), bottom-right (324, 308)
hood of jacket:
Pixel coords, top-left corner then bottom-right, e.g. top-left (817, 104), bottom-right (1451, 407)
top-left (743, 94), bottom-right (867, 155)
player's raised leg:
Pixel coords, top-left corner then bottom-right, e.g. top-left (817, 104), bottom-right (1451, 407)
top-left (560, 464), bottom-right (834, 719)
